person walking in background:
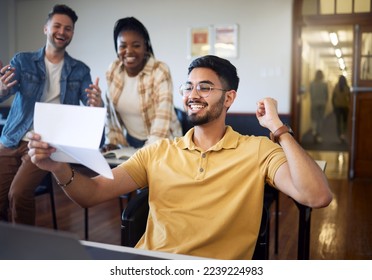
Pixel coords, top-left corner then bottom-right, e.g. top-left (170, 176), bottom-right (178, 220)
top-left (309, 70), bottom-right (329, 143)
top-left (101, 17), bottom-right (182, 151)
top-left (332, 75), bottom-right (350, 142)
top-left (0, 4), bottom-right (102, 225)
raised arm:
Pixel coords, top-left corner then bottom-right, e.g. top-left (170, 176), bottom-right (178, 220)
top-left (256, 97), bottom-right (332, 208)
top-left (27, 132), bottom-right (138, 208)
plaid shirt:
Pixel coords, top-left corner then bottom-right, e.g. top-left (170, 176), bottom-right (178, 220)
top-left (104, 56), bottom-right (182, 147)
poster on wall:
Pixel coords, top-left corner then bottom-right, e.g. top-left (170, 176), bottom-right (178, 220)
top-left (213, 24), bottom-right (239, 58)
top-left (188, 24), bottom-right (238, 59)
top-left (188, 26), bottom-right (211, 58)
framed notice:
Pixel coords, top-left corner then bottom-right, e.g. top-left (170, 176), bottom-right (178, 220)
top-left (188, 26), bottom-right (211, 58)
top-left (213, 24), bottom-right (239, 58)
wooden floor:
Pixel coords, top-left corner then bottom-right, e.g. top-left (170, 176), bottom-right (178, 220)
top-left (35, 150), bottom-right (372, 260)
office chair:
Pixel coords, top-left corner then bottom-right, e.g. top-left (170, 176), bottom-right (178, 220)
top-left (121, 187), bottom-right (271, 259)
top-left (174, 107), bottom-right (193, 135)
top-left (263, 184), bottom-right (279, 254)
top-left (34, 173), bottom-right (58, 230)
top-left (118, 192), bottom-right (136, 213)
top-left (252, 203), bottom-right (270, 260)
top-left (121, 188), bottom-right (149, 247)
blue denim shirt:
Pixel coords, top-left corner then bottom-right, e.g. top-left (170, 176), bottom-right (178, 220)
top-left (0, 47), bottom-right (93, 148)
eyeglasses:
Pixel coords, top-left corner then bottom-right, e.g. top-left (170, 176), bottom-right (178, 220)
top-left (179, 82), bottom-right (228, 98)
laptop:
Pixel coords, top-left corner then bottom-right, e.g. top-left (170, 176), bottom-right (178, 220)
top-left (0, 222), bottom-right (166, 260)
top-left (0, 222), bottom-right (91, 260)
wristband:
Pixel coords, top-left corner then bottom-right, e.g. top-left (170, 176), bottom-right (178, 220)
top-left (54, 167), bottom-right (75, 188)
top-left (270, 124), bottom-right (293, 143)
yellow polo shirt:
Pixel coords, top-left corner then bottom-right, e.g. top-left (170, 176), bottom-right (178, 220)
top-left (121, 126), bottom-right (286, 259)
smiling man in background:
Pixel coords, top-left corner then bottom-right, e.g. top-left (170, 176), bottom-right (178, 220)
top-left (0, 4), bottom-right (102, 225)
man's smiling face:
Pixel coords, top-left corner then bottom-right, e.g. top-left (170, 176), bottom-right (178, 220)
top-left (44, 14), bottom-right (74, 51)
top-left (183, 68), bottom-right (228, 126)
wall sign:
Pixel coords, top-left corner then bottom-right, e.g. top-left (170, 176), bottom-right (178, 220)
top-left (188, 24), bottom-right (238, 59)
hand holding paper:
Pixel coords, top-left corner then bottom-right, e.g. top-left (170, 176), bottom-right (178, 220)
top-left (33, 102), bottom-right (113, 179)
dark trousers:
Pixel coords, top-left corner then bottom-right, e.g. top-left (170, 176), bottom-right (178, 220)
top-left (0, 141), bottom-right (48, 225)
top-left (334, 107), bottom-right (349, 137)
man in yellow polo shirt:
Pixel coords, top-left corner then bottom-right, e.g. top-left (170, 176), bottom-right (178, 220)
top-left (27, 55), bottom-right (332, 260)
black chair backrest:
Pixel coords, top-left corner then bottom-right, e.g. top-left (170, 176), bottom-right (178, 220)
top-left (121, 188), bottom-right (149, 247)
top-left (174, 107), bottom-right (193, 135)
top-left (252, 204), bottom-right (270, 260)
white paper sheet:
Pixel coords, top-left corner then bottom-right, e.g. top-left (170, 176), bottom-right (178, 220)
top-left (34, 102), bottom-right (113, 179)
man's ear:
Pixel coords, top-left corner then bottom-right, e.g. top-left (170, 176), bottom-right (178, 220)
top-left (224, 90), bottom-right (237, 108)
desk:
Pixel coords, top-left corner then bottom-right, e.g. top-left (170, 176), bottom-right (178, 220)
top-left (81, 240), bottom-right (209, 260)
top-left (316, 160), bottom-right (326, 173)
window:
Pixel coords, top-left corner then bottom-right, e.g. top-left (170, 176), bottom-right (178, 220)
top-left (302, 0), bottom-right (371, 15)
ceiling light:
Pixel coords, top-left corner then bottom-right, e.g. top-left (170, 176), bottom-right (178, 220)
top-left (335, 48), bottom-right (342, 58)
top-left (329, 32), bottom-right (339, 46)
top-left (338, 58), bottom-right (346, 70)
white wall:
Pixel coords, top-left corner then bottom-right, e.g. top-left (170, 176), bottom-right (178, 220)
top-left (2, 0), bottom-right (293, 113)
top-left (0, 1), bottom-right (8, 64)
top-left (0, 0), bottom-right (16, 106)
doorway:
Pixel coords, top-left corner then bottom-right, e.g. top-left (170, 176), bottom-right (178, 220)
top-left (299, 25), bottom-right (353, 152)
top-left (292, 0), bottom-right (372, 178)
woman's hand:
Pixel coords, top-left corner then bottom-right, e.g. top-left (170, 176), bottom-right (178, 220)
top-left (86, 77), bottom-right (103, 107)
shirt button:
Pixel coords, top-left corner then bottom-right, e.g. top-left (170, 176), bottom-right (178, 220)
top-left (201, 153), bottom-right (206, 158)
top-left (199, 168), bottom-right (204, 172)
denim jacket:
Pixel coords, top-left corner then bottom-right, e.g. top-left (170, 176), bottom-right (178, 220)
top-left (0, 47), bottom-right (92, 148)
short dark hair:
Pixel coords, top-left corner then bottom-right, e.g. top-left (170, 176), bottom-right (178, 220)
top-left (188, 55), bottom-right (239, 91)
top-left (47, 4), bottom-right (78, 25)
top-left (113, 17), bottom-right (154, 56)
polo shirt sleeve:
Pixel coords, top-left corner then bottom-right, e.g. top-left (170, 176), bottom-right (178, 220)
top-left (257, 137), bottom-right (287, 187)
top-left (118, 145), bottom-right (152, 189)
